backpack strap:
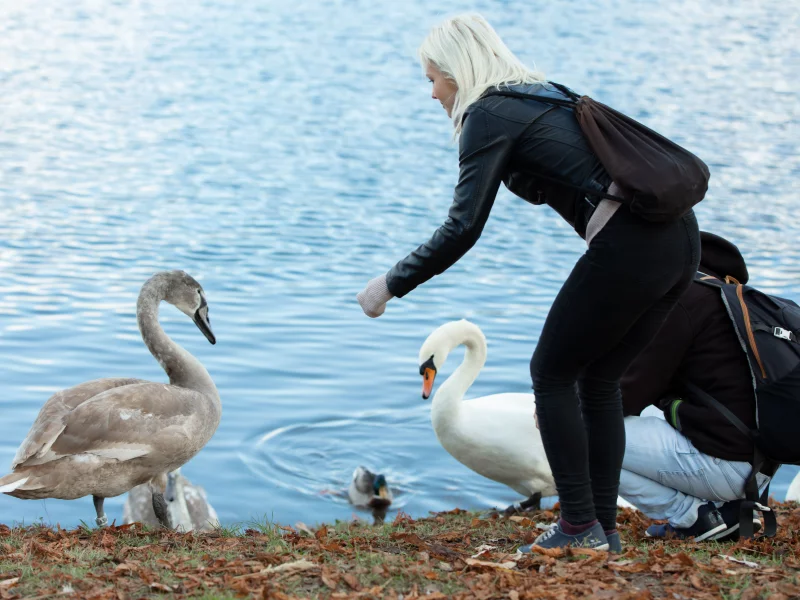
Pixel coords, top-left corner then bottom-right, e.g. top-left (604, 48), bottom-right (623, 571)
top-left (683, 379), bottom-right (778, 538)
top-left (697, 272), bottom-right (800, 343)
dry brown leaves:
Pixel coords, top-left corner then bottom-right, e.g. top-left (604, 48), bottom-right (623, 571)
top-left (0, 503), bottom-right (798, 599)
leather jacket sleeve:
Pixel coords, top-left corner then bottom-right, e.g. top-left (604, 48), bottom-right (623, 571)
top-left (385, 107), bottom-right (515, 298)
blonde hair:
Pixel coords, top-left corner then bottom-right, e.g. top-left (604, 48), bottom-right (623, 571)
top-left (418, 14), bottom-right (545, 134)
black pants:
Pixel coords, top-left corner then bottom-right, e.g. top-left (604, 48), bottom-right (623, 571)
top-left (531, 207), bottom-right (700, 531)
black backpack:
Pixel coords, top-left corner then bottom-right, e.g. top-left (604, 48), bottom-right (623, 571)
top-left (688, 272), bottom-right (800, 537)
top-left (483, 82), bottom-right (710, 223)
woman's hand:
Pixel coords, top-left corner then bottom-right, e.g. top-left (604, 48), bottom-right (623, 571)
top-left (357, 274), bottom-right (394, 318)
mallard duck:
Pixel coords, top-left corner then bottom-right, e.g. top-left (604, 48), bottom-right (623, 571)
top-left (348, 466), bottom-right (392, 523)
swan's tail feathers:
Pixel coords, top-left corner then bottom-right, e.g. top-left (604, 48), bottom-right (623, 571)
top-left (0, 473), bottom-right (30, 494)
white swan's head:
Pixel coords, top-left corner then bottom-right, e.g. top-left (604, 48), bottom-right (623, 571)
top-left (152, 270), bottom-right (216, 345)
top-left (418, 319), bottom-right (485, 399)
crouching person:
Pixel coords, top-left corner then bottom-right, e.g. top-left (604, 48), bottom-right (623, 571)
top-left (619, 232), bottom-right (772, 541)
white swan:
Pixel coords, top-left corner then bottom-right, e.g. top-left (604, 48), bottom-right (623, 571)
top-left (123, 467), bottom-right (219, 532)
top-left (419, 319), bottom-right (635, 512)
top-left (0, 271), bottom-right (221, 529)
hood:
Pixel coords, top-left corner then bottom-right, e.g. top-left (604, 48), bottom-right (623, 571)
top-left (699, 231), bottom-right (749, 284)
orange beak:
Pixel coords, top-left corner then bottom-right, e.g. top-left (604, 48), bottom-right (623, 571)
top-left (422, 367), bottom-right (436, 399)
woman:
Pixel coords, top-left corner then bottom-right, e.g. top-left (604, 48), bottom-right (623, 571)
top-left (357, 14), bottom-right (700, 552)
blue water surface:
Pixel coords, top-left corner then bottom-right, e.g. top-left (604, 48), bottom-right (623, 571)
top-left (0, 0), bottom-right (798, 528)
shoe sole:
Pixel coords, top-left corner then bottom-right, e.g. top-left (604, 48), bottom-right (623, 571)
top-left (693, 522), bottom-right (728, 542)
top-left (645, 522), bottom-right (728, 541)
top-left (519, 542), bottom-right (610, 553)
top-left (710, 520), bottom-right (763, 542)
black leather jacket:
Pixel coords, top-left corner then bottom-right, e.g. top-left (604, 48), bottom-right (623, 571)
top-left (386, 82), bottom-right (612, 298)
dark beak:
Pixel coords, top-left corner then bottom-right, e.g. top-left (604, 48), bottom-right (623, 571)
top-left (193, 303), bottom-right (216, 345)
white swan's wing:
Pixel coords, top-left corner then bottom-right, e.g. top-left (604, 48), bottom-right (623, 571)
top-left (11, 378), bottom-right (148, 470)
top-left (440, 393), bottom-right (556, 497)
top-left (13, 383), bottom-right (214, 470)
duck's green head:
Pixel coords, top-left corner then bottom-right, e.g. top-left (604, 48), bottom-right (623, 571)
top-left (373, 474), bottom-right (390, 499)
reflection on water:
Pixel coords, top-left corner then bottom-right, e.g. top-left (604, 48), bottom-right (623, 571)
top-left (0, 0), bottom-right (798, 527)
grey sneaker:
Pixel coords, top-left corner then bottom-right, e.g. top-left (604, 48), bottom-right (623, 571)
top-left (518, 521), bottom-right (609, 552)
top-left (606, 531), bottom-right (622, 553)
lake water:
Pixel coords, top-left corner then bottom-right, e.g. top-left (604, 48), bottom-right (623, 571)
top-left (0, 0), bottom-right (798, 528)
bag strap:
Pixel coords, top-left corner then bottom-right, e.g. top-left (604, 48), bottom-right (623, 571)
top-left (483, 89), bottom-right (578, 109)
top-left (481, 86), bottom-right (627, 204)
top-left (683, 379), bottom-right (777, 538)
top-left (510, 169), bottom-right (627, 203)
top-left (683, 380), bottom-right (753, 439)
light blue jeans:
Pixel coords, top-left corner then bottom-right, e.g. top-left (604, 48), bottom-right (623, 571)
top-left (620, 415), bottom-right (771, 528)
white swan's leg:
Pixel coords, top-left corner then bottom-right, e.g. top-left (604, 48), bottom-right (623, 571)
top-left (504, 491), bottom-right (543, 515)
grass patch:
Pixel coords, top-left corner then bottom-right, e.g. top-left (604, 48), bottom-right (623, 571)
top-left (1, 504), bottom-right (799, 598)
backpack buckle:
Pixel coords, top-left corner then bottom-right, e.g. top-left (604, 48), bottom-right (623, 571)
top-left (774, 327), bottom-right (794, 341)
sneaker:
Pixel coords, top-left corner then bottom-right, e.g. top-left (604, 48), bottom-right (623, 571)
top-left (606, 530), bottom-right (622, 553)
top-left (518, 520), bottom-right (609, 552)
top-left (714, 500), bottom-right (762, 542)
top-left (645, 502), bottom-right (726, 542)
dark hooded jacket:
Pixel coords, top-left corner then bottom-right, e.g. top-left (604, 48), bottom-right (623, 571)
top-left (621, 232), bottom-right (756, 462)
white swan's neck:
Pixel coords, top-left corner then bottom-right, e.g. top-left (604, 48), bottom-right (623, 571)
top-left (430, 324), bottom-right (487, 434)
top-left (137, 279), bottom-right (218, 401)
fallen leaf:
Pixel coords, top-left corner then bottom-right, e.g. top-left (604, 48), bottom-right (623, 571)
top-left (465, 558), bottom-right (517, 570)
top-left (261, 559), bottom-right (318, 574)
top-left (342, 573), bottom-right (361, 590)
top-left (509, 592), bottom-right (520, 600)
top-left (315, 525), bottom-right (328, 540)
top-left (471, 544), bottom-right (497, 559)
top-left (0, 579), bottom-right (19, 589)
top-left (609, 560), bottom-right (650, 573)
top-left (508, 516), bottom-right (531, 525)
top-left (427, 543), bottom-right (463, 561)
top-left (424, 571), bottom-right (438, 580)
top-left (114, 563), bottom-right (136, 573)
top-left (294, 522), bottom-right (315, 537)
top-left (470, 518), bottom-right (489, 528)
top-left (321, 567), bottom-right (338, 589)
top-left (391, 532), bottom-right (427, 550)
top-left (150, 582), bottom-right (173, 592)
